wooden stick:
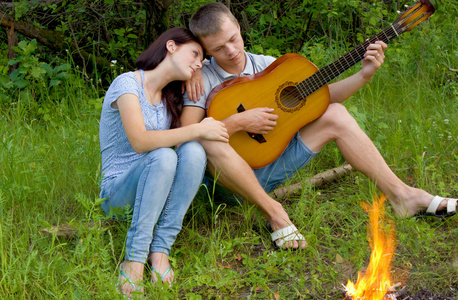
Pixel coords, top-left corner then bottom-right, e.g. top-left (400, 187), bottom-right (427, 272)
top-left (270, 163), bottom-right (353, 200)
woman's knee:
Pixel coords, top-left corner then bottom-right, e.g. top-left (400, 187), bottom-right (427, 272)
top-left (144, 148), bottom-right (178, 175)
top-left (178, 141), bottom-right (207, 167)
top-left (179, 141), bottom-right (205, 158)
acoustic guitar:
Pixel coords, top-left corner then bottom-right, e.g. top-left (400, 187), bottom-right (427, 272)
top-left (207, 0), bottom-right (435, 169)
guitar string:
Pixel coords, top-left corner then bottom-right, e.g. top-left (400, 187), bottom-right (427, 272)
top-left (271, 24), bottom-right (401, 111)
top-left (233, 4), bottom-right (429, 137)
top-left (233, 23), bottom-right (403, 119)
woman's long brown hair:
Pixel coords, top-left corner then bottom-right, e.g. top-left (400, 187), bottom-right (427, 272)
top-left (135, 27), bottom-right (201, 129)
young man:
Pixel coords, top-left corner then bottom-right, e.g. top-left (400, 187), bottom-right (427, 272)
top-left (181, 2), bottom-right (457, 250)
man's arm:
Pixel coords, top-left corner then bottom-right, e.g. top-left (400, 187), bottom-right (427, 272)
top-left (221, 108), bottom-right (278, 136)
top-left (329, 41), bottom-right (387, 103)
top-left (180, 106), bottom-right (206, 126)
top-left (181, 105), bottom-right (277, 137)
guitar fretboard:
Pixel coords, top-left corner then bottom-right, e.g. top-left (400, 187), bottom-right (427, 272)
top-left (296, 22), bottom-right (403, 98)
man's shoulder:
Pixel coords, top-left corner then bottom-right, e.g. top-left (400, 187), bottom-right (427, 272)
top-left (246, 52), bottom-right (277, 66)
top-left (201, 62), bottom-right (219, 76)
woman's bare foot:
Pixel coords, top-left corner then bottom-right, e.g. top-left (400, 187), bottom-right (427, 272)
top-left (118, 261), bottom-right (144, 297)
top-left (149, 252), bottom-right (174, 285)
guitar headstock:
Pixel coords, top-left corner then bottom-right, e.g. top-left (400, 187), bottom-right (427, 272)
top-left (394, 0), bottom-right (435, 33)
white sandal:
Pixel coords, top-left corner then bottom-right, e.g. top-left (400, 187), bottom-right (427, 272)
top-left (271, 224), bottom-right (307, 250)
top-left (425, 195), bottom-right (457, 217)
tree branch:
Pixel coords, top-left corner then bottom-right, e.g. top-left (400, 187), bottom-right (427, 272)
top-left (0, 10), bottom-right (112, 72)
top-left (270, 163), bottom-right (353, 200)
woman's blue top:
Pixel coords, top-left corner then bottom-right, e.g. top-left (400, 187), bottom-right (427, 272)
top-left (99, 70), bottom-right (171, 188)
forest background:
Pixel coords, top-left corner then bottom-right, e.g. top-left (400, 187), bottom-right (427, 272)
top-left (0, 0), bottom-right (457, 299)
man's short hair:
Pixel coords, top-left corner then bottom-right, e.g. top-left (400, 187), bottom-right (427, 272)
top-left (189, 2), bottom-right (238, 38)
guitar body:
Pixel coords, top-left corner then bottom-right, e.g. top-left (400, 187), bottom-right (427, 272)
top-left (207, 0), bottom-right (435, 169)
top-left (207, 53), bottom-right (330, 169)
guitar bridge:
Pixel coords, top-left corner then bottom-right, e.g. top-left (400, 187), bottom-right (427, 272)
top-left (237, 104), bottom-right (267, 144)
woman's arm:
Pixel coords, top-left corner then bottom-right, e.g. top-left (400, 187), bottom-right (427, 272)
top-left (117, 94), bottom-right (228, 153)
top-left (183, 67), bottom-right (204, 103)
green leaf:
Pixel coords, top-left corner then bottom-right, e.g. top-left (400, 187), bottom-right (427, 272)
top-left (14, 80), bottom-right (29, 88)
top-left (49, 79), bottom-right (61, 87)
top-left (0, 74), bottom-right (11, 88)
top-left (113, 28), bottom-right (125, 36)
top-left (378, 122), bottom-right (389, 129)
top-left (22, 39), bottom-right (38, 55)
top-left (31, 67), bottom-right (46, 79)
top-left (54, 64), bottom-right (71, 73)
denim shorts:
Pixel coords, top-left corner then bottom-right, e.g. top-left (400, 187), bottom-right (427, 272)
top-left (205, 131), bottom-right (318, 204)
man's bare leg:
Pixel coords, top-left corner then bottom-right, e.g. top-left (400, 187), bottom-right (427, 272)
top-left (200, 139), bottom-right (307, 249)
top-left (299, 103), bottom-right (454, 217)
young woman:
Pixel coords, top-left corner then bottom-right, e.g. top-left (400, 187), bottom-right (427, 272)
top-left (98, 27), bottom-right (228, 297)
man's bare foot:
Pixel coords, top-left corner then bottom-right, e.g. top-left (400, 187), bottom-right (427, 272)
top-left (389, 188), bottom-right (457, 217)
top-left (149, 252), bottom-right (174, 285)
top-left (118, 261), bottom-right (144, 297)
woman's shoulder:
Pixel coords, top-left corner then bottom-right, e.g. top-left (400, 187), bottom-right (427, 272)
top-left (111, 71), bottom-right (141, 87)
top-left (103, 71), bottom-right (142, 107)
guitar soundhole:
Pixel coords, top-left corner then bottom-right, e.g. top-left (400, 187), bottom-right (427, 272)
top-left (280, 86), bottom-right (302, 108)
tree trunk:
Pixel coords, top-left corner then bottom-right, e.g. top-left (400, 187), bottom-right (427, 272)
top-left (143, 0), bottom-right (173, 49)
top-left (4, 21), bottom-right (18, 74)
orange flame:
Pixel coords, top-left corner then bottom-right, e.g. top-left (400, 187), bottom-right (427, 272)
top-left (345, 195), bottom-right (396, 300)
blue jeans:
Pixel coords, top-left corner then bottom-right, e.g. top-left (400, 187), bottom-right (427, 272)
top-left (254, 131), bottom-right (318, 192)
top-left (100, 141), bottom-right (206, 263)
top-left (205, 132), bottom-right (319, 203)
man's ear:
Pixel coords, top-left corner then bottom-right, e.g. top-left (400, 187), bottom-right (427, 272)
top-left (166, 40), bottom-right (176, 53)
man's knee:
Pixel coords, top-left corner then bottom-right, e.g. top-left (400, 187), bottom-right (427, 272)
top-left (321, 103), bottom-right (356, 129)
top-left (200, 139), bottom-right (232, 160)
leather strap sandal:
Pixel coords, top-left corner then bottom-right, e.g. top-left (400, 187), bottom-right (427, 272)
top-left (424, 195), bottom-right (457, 217)
top-left (271, 224), bottom-right (307, 250)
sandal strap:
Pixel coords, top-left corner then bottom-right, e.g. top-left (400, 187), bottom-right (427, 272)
top-left (271, 224), bottom-right (305, 248)
top-left (119, 266), bottom-right (141, 291)
top-left (447, 197), bottom-right (457, 214)
top-left (271, 224), bottom-right (298, 241)
top-left (152, 266), bottom-right (171, 282)
top-left (427, 196), bottom-right (457, 214)
top-left (426, 196), bottom-right (443, 214)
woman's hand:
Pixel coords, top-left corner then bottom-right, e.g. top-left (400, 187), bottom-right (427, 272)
top-left (182, 68), bottom-right (204, 103)
top-left (198, 117), bottom-right (229, 142)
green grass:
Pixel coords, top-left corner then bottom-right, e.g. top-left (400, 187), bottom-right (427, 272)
top-left (0, 21), bottom-right (457, 300)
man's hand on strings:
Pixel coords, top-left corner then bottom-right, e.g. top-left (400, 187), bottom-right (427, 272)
top-left (238, 107), bottom-right (278, 135)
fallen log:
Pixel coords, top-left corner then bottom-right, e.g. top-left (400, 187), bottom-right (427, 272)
top-left (270, 163), bottom-right (353, 200)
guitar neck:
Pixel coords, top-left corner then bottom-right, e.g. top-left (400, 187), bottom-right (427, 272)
top-left (296, 23), bottom-right (403, 97)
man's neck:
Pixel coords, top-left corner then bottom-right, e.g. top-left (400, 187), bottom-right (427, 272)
top-left (218, 53), bottom-right (246, 77)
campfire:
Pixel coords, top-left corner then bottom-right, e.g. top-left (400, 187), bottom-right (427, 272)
top-left (344, 195), bottom-right (398, 300)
